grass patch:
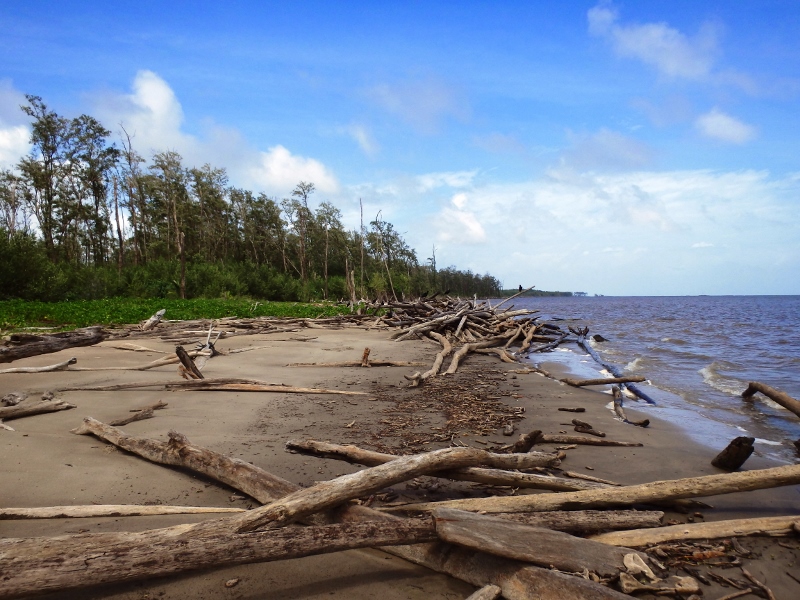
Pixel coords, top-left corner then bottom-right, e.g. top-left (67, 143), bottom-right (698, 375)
top-left (0, 298), bottom-right (350, 332)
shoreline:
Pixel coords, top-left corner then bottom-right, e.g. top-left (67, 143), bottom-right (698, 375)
top-left (1, 321), bottom-right (799, 598)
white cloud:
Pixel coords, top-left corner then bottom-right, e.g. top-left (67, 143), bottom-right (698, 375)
top-left (0, 80), bottom-right (31, 169)
top-left (437, 206), bottom-right (487, 244)
top-left (92, 70), bottom-right (339, 197)
top-left (343, 123), bottom-right (379, 157)
top-left (417, 169), bottom-right (478, 191)
top-left (692, 241), bottom-right (714, 248)
top-left (695, 108), bottom-right (756, 144)
top-left (367, 77), bottom-right (470, 133)
top-left (248, 145), bottom-right (339, 194)
top-left (588, 3), bottom-right (719, 80)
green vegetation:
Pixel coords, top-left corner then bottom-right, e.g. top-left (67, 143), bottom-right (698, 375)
top-left (0, 298), bottom-right (348, 331)
top-left (0, 95), bottom-right (502, 303)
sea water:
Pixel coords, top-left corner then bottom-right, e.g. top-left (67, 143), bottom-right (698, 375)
top-left (504, 295), bottom-right (800, 462)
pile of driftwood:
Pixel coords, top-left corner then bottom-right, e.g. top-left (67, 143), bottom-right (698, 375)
top-left (2, 421), bottom-right (800, 599)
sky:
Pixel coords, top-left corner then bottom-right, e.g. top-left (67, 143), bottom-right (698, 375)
top-left (1, 0), bottom-right (798, 296)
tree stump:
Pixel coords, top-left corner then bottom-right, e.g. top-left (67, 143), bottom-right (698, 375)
top-left (711, 436), bottom-right (755, 471)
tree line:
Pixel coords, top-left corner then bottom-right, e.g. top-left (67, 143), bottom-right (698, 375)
top-left (0, 95), bottom-right (501, 302)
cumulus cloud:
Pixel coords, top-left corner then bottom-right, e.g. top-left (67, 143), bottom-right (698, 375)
top-left (342, 123), bottom-right (379, 157)
top-left (588, 2), bottom-right (719, 80)
top-left (417, 169), bottom-right (478, 191)
top-left (366, 77), bottom-right (470, 133)
top-left (0, 80), bottom-right (31, 168)
top-left (695, 108), bottom-right (756, 144)
top-left (692, 241), bottom-right (714, 248)
top-left (91, 70), bottom-right (338, 197)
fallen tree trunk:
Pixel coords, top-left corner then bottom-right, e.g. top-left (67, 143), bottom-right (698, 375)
top-left (0, 357), bottom-right (77, 374)
top-left (139, 308), bottom-right (166, 331)
top-left (109, 407), bottom-right (156, 427)
top-left (0, 327), bottom-right (106, 364)
top-left (590, 515), bottom-right (800, 547)
top-left (0, 517), bottom-right (437, 599)
top-left (0, 504), bottom-right (245, 520)
top-left (407, 332), bottom-right (453, 387)
top-left (62, 378), bottom-right (367, 396)
top-left (70, 420), bottom-right (631, 599)
top-left (538, 434), bottom-right (643, 447)
top-left (396, 463), bottom-right (800, 514)
top-left (561, 376), bottom-right (646, 387)
top-left (433, 508), bottom-right (644, 578)
top-left (0, 398), bottom-right (75, 421)
top-left (287, 360), bottom-right (424, 367)
top-left (497, 510), bottom-right (664, 534)
top-left (445, 335), bottom-right (512, 375)
top-left (742, 381), bottom-right (800, 419)
top-left (176, 345), bottom-right (204, 379)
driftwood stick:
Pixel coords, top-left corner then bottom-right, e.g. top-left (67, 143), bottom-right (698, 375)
top-left (742, 381), bottom-right (800, 419)
top-left (493, 285), bottom-right (535, 310)
top-left (70, 420), bottom-right (629, 600)
top-left (612, 386), bottom-right (650, 427)
top-left (139, 308), bottom-right (166, 330)
top-left (395, 463), bottom-right (800, 514)
top-left (176, 345), bottom-right (204, 379)
top-left (288, 360), bottom-right (424, 368)
top-left (433, 508), bottom-right (645, 578)
top-left (538, 434), bottom-right (642, 447)
top-left (361, 347), bottom-right (371, 367)
top-left (590, 515), bottom-right (800, 547)
top-left (497, 510), bottom-right (663, 534)
top-left (465, 584), bottom-right (502, 600)
top-left (408, 332), bottom-right (453, 387)
top-left (0, 398), bottom-right (76, 421)
top-left (0, 327), bottom-right (106, 363)
top-left (108, 408), bottom-right (155, 427)
top-left (561, 376), bottom-right (646, 387)
top-left (234, 446), bottom-right (564, 532)
top-left (474, 347), bottom-right (518, 363)
top-left (0, 505), bottom-right (246, 520)
top-left (0, 518), bottom-right (437, 599)
top-left (61, 378), bottom-right (368, 396)
top-left (445, 334), bottom-right (512, 375)
top-left (0, 357), bottom-right (77, 374)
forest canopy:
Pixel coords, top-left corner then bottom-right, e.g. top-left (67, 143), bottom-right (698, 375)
top-left (0, 95), bottom-right (502, 302)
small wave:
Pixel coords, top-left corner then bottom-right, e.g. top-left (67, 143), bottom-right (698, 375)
top-left (699, 362), bottom-right (747, 396)
top-left (660, 337), bottom-right (689, 346)
top-left (624, 357), bottom-right (643, 372)
top-left (755, 438), bottom-right (783, 446)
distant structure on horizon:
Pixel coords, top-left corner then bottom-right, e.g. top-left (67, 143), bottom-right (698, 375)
top-left (574, 292), bottom-right (588, 297)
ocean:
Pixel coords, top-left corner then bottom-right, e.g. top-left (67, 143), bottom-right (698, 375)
top-left (503, 295), bottom-right (800, 463)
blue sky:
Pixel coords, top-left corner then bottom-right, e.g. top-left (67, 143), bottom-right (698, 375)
top-left (1, 1), bottom-right (798, 295)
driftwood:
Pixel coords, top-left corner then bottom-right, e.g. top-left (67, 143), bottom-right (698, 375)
top-left (561, 376), bottom-right (646, 387)
top-left (0, 357), bottom-right (77, 374)
top-left (176, 345), bottom-right (204, 379)
top-left (0, 518), bottom-right (437, 599)
top-left (711, 436), bottom-right (755, 471)
top-left (497, 510), bottom-right (664, 534)
top-left (558, 407), bottom-right (586, 413)
top-left (572, 419), bottom-right (606, 437)
top-left (62, 378), bottom-right (368, 396)
top-left (108, 407), bottom-right (155, 427)
top-left (612, 386), bottom-right (650, 427)
top-left (139, 308), bottom-right (166, 331)
top-left (289, 360), bottom-right (424, 367)
top-left (0, 398), bottom-right (75, 421)
top-left (70, 420), bottom-right (630, 600)
top-left (0, 327), bottom-right (106, 363)
top-left (445, 334), bottom-right (513, 375)
top-left (465, 584), bottom-right (502, 600)
top-left (406, 331), bottom-right (453, 387)
top-left (538, 434), bottom-right (642, 447)
top-left (591, 515), bottom-right (800, 546)
top-left (433, 508), bottom-right (645, 577)
top-left (0, 504), bottom-right (245, 520)
top-left (742, 381), bottom-right (800, 419)
top-left (397, 463), bottom-right (800, 514)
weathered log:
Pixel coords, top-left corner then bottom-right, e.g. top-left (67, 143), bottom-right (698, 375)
top-left (558, 407), bottom-right (586, 413)
top-left (612, 386), bottom-right (650, 427)
top-left (289, 360), bottom-right (424, 367)
top-left (474, 347), bottom-right (518, 363)
top-left (711, 436), bottom-right (755, 471)
top-left (445, 334), bottom-right (512, 375)
top-left (0, 327), bottom-right (106, 363)
top-left (109, 407), bottom-right (155, 427)
top-left (0, 517), bottom-right (437, 599)
top-left (561, 471), bottom-right (620, 486)
top-left (0, 504), bottom-right (245, 520)
top-left (497, 510), bottom-right (664, 534)
top-left (526, 333), bottom-right (568, 354)
top-left (407, 331), bottom-right (453, 387)
top-left (139, 308), bottom-right (166, 331)
top-left (62, 378), bottom-right (368, 396)
top-left (234, 446), bottom-right (566, 532)
top-left (433, 508), bottom-right (644, 578)
top-left (506, 429), bottom-right (543, 453)
top-left (0, 398), bottom-right (75, 421)
top-left (70, 419), bottom-right (629, 600)
top-left (572, 418), bottom-right (606, 438)
top-left (591, 515), bottom-right (800, 547)
top-left (742, 381), bottom-right (800, 419)
top-left (176, 345), bottom-right (204, 379)
top-left (465, 584), bottom-right (502, 600)
top-left (395, 463), bottom-right (800, 514)
top-left (561, 376), bottom-right (646, 387)
top-left (538, 434), bottom-right (642, 447)
top-left (0, 357), bottom-right (77, 374)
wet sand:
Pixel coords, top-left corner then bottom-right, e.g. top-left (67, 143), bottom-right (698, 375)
top-left (1, 324), bottom-right (799, 599)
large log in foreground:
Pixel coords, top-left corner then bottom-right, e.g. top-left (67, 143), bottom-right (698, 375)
top-left (0, 518), bottom-right (437, 599)
top-left (0, 327), bottom-right (106, 363)
top-left (396, 463), bottom-right (800, 514)
top-left (72, 420), bottom-right (630, 600)
top-left (742, 381), bottom-right (800, 419)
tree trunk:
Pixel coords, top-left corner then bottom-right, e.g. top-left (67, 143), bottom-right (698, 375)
top-left (711, 436), bottom-right (755, 471)
top-left (561, 376), bottom-right (646, 387)
top-left (590, 515), bottom-right (800, 547)
top-left (398, 463), bottom-right (800, 514)
top-left (497, 510), bottom-right (663, 534)
top-left (0, 327), bottom-right (106, 363)
top-left (742, 381), bottom-right (800, 419)
top-left (433, 508), bottom-right (644, 578)
top-left (0, 505), bottom-right (245, 520)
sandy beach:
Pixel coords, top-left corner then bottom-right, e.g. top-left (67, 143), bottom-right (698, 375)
top-left (2, 321), bottom-right (799, 599)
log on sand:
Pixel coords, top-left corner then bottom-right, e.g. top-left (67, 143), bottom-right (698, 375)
top-left (406, 331), bottom-right (453, 387)
top-left (497, 510), bottom-right (664, 534)
top-left (0, 327), bottom-right (106, 363)
top-left (561, 376), bottom-right (647, 387)
top-left (0, 398), bottom-right (75, 421)
top-left (0, 517), bottom-right (437, 599)
top-left (591, 515), bottom-right (800, 547)
top-left (397, 463), bottom-right (800, 514)
top-left (0, 505), bottom-right (245, 520)
top-left (465, 584), bottom-right (502, 600)
top-left (0, 357), bottom-right (77, 374)
top-left (61, 378), bottom-right (368, 396)
top-left (742, 381), bottom-right (800, 419)
top-left (538, 434), bottom-right (642, 447)
top-left (71, 419), bottom-right (628, 600)
top-left (433, 508), bottom-right (644, 578)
